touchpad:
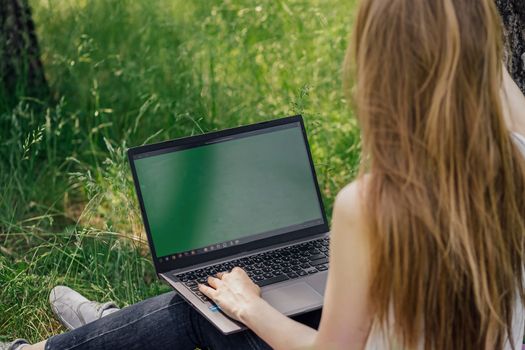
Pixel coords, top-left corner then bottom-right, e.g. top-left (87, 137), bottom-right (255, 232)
top-left (262, 282), bottom-right (323, 315)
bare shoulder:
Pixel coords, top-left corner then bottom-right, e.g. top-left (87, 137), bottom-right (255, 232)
top-left (333, 175), bottom-right (370, 229)
top-left (329, 175), bottom-right (373, 259)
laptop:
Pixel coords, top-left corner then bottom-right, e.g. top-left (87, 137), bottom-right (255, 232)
top-left (128, 115), bottom-right (330, 334)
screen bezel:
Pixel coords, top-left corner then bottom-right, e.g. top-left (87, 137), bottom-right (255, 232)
top-left (128, 115), bottom-right (329, 273)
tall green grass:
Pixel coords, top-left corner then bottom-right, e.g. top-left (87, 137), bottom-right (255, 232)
top-left (1, 0), bottom-right (359, 342)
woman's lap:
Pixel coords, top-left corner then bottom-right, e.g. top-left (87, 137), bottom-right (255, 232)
top-left (45, 291), bottom-right (321, 350)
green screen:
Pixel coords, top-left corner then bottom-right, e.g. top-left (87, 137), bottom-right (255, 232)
top-left (134, 124), bottom-right (323, 258)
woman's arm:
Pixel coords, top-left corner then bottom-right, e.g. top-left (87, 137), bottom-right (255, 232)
top-left (312, 181), bottom-right (373, 349)
top-left (501, 66), bottom-right (525, 136)
top-left (240, 297), bottom-right (318, 349)
top-left (200, 179), bottom-right (373, 349)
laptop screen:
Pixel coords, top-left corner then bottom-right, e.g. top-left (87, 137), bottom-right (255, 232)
top-left (132, 122), bottom-right (324, 263)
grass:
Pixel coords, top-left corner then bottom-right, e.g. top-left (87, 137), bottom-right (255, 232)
top-left (0, 0), bottom-right (360, 343)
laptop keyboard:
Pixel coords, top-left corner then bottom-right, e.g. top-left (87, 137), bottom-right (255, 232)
top-left (174, 237), bottom-right (330, 302)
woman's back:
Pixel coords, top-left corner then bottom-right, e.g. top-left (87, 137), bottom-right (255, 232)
top-left (344, 0), bottom-right (525, 348)
top-left (353, 131), bottom-right (525, 349)
top-left (364, 131), bottom-right (525, 349)
top-left (365, 298), bottom-right (525, 349)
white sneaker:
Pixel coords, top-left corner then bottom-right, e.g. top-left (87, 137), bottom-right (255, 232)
top-left (0, 339), bottom-right (28, 350)
top-left (49, 286), bottom-right (120, 330)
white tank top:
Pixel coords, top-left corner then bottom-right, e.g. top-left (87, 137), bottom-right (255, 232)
top-left (513, 132), bottom-right (525, 155)
top-left (365, 132), bottom-right (525, 349)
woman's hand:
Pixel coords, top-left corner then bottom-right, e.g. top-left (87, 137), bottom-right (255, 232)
top-left (198, 267), bottom-right (263, 322)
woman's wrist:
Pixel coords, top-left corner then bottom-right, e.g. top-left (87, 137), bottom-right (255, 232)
top-left (238, 296), bottom-right (268, 327)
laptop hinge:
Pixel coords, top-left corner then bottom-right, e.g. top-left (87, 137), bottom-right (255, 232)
top-left (164, 231), bottom-right (329, 276)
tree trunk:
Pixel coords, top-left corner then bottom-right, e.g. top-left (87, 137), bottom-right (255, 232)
top-left (0, 0), bottom-right (49, 111)
top-left (496, 0), bottom-right (525, 95)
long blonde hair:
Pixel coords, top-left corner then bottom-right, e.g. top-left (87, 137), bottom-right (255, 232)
top-left (346, 0), bottom-right (525, 348)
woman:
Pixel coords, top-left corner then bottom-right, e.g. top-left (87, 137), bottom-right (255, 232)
top-left (4, 0), bottom-right (525, 349)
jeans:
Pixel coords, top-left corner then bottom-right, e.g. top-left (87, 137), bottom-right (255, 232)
top-left (45, 291), bottom-right (321, 350)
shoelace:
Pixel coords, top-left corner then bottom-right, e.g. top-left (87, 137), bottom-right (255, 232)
top-left (74, 301), bottom-right (119, 325)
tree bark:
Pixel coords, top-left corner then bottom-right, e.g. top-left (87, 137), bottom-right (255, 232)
top-left (496, 0), bottom-right (525, 95)
top-left (0, 0), bottom-right (49, 111)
